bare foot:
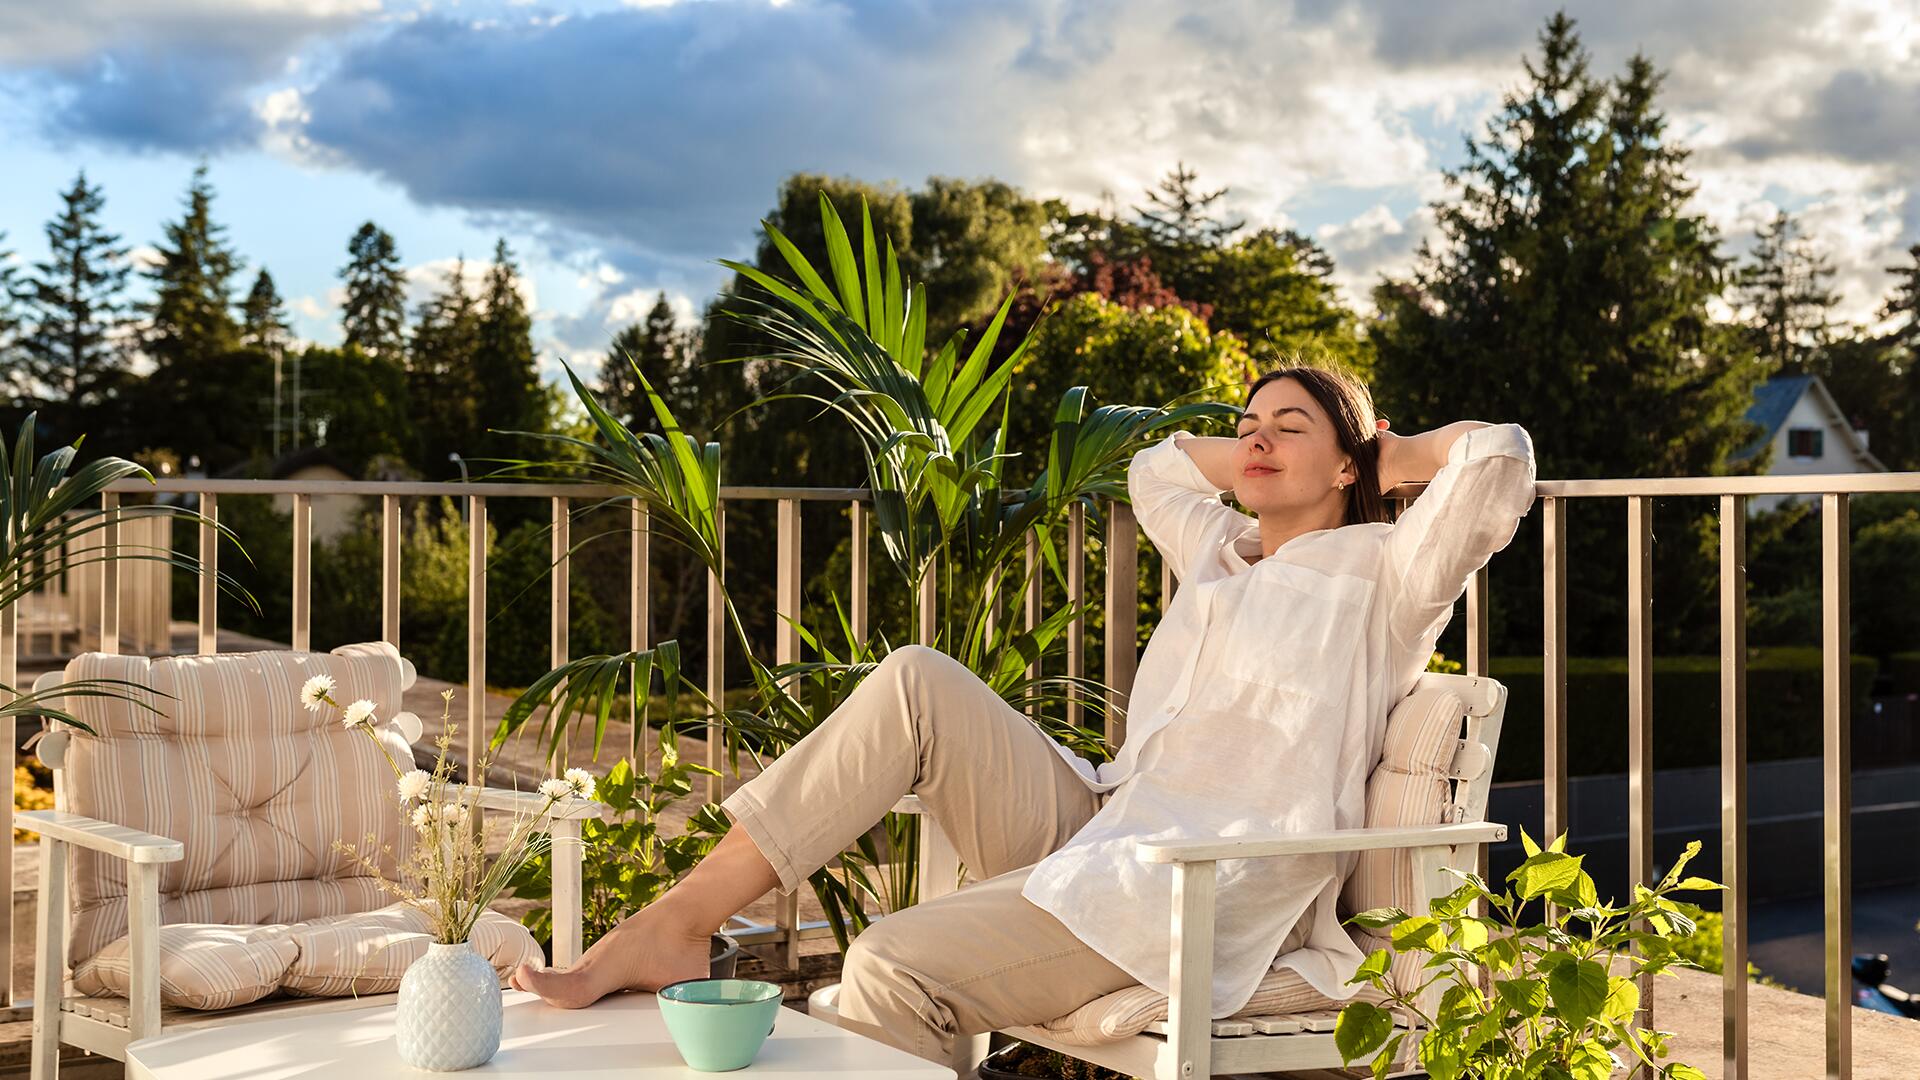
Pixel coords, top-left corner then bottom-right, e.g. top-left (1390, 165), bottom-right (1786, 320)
top-left (509, 907), bottom-right (712, 1009)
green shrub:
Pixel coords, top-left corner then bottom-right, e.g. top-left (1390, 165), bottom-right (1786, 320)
top-left (1489, 648), bottom-right (1879, 781)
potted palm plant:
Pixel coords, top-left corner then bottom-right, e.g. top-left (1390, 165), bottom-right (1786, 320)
top-left (1, 416), bottom-right (247, 734)
top-left (490, 194), bottom-right (1230, 942)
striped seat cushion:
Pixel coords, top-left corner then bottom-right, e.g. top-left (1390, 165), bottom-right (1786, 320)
top-left (71, 905), bottom-right (543, 1010)
top-left (60, 643), bottom-right (414, 967)
top-left (1340, 684), bottom-right (1466, 995)
top-left (1038, 954), bottom-right (1392, 1045)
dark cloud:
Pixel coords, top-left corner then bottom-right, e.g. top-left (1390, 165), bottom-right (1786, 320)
top-left (298, 3), bottom-right (1029, 261)
top-left (1731, 68), bottom-right (1920, 168)
top-left (3, 0), bottom-right (374, 151)
top-left (36, 48), bottom-right (264, 151)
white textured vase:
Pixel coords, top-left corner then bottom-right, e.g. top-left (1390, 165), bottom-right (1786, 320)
top-left (395, 940), bottom-right (503, 1071)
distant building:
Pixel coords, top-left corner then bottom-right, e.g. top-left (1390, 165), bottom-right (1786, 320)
top-left (1730, 373), bottom-right (1886, 513)
top-left (267, 448), bottom-right (362, 543)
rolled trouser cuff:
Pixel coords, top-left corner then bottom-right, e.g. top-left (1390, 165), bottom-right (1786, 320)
top-left (721, 785), bottom-right (808, 894)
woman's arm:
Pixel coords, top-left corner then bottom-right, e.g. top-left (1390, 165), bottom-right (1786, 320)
top-left (1128, 432), bottom-right (1248, 579)
top-left (1374, 420), bottom-right (1490, 494)
top-left (1172, 435), bottom-right (1242, 492)
top-left (1379, 422), bottom-right (1537, 651)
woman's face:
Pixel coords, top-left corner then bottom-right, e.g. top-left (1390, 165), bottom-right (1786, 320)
top-left (1231, 377), bottom-right (1355, 517)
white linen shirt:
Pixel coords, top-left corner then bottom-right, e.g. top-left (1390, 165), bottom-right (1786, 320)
top-left (1020, 422), bottom-right (1538, 1017)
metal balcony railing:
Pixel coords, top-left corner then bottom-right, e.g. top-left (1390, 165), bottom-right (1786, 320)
top-left (3, 467), bottom-right (1918, 1078)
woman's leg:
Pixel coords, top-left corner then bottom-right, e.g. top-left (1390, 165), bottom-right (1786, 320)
top-left (833, 865), bottom-right (1136, 1063)
top-left (512, 644), bottom-right (1103, 1007)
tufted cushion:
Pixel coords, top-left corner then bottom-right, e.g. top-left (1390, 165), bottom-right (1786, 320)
top-left (59, 643), bottom-right (414, 966)
top-left (1339, 684), bottom-right (1467, 995)
top-left (71, 906), bottom-right (542, 1010)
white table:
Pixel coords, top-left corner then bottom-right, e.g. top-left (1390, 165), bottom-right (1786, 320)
top-left (126, 989), bottom-right (956, 1078)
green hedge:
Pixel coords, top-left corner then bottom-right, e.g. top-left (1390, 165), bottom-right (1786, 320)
top-left (1486, 647), bottom-right (1878, 782)
top-left (1889, 652), bottom-right (1920, 695)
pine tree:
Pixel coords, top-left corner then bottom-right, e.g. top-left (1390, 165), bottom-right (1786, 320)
top-left (1370, 15), bottom-right (1763, 654)
top-left (0, 231), bottom-right (20, 393)
top-left (1134, 161), bottom-right (1245, 248)
top-left (340, 222), bottom-right (408, 358)
top-left (408, 259), bottom-right (482, 468)
top-left (1737, 211), bottom-right (1839, 374)
top-left (17, 172), bottom-right (131, 416)
top-left (1885, 243), bottom-right (1920, 352)
top-left (240, 269), bottom-right (292, 352)
top-left (472, 239), bottom-right (544, 459)
top-left (146, 164), bottom-right (242, 367)
top-left (602, 292), bottom-right (696, 433)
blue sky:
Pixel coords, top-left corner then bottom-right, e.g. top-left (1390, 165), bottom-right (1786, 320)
top-left (2, 0), bottom-right (1915, 381)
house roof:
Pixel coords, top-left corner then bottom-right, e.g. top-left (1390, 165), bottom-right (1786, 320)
top-left (1731, 372), bottom-right (1887, 470)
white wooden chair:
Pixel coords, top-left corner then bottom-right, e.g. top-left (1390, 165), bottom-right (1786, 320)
top-left (22, 644), bottom-right (600, 1079)
top-left (814, 670), bottom-right (1508, 1079)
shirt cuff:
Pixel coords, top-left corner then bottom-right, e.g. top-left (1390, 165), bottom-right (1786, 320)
top-left (1138, 430), bottom-right (1226, 495)
top-left (1445, 423), bottom-right (1534, 468)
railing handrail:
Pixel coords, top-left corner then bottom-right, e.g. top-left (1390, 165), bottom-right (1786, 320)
top-left (103, 470), bottom-right (1920, 501)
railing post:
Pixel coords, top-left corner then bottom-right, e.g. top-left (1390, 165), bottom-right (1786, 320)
top-left (99, 493), bottom-right (119, 655)
top-left (849, 500), bottom-right (869, 651)
top-left (1066, 502), bottom-right (1085, 729)
top-left (773, 499), bottom-right (803, 969)
top-left (1023, 528), bottom-right (1041, 717)
top-left (468, 496), bottom-right (487, 783)
top-left (550, 497), bottom-right (570, 771)
top-left (291, 494), bottom-right (311, 651)
top-left (1626, 495), bottom-right (1654, 1048)
top-left (1104, 500), bottom-right (1138, 749)
top-left (198, 493), bottom-right (219, 655)
top-left (1719, 494), bottom-right (1749, 1080)
top-left (706, 499), bottom-right (726, 805)
top-left (1465, 566), bottom-right (1489, 677)
top-left (1, 525), bottom-right (15, 1007)
top-left (631, 503), bottom-right (650, 771)
top-left (1541, 497), bottom-right (1568, 844)
top-left (380, 494), bottom-right (401, 649)
top-left (918, 555), bottom-right (937, 647)
top-left (1821, 493), bottom-right (1852, 1080)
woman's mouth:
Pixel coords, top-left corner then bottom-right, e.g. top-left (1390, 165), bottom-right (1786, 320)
top-left (1243, 464), bottom-right (1278, 476)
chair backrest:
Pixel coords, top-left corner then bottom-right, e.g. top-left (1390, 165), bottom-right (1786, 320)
top-left (41, 643), bottom-right (419, 966)
top-left (1338, 672), bottom-right (1507, 994)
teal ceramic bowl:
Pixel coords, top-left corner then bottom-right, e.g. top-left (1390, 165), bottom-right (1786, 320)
top-left (657, 978), bottom-right (783, 1071)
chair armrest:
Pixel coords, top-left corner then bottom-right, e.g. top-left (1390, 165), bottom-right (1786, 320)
top-left (1136, 821), bottom-right (1507, 864)
top-left (18, 811), bottom-right (184, 863)
top-left (455, 785), bottom-right (606, 822)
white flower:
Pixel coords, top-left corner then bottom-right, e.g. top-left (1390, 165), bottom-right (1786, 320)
top-left (341, 699), bottom-right (377, 728)
top-left (563, 768), bottom-right (595, 800)
top-left (397, 770), bottom-right (431, 803)
top-left (538, 778), bottom-right (572, 800)
top-left (299, 674), bottom-right (335, 713)
top-left (410, 804), bottom-right (435, 831)
top-left (445, 802), bottom-right (471, 826)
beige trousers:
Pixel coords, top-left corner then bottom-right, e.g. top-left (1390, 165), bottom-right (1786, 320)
top-left (719, 644), bottom-right (1137, 1063)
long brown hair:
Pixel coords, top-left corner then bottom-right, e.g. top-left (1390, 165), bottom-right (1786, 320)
top-left (1243, 366), bottom-right (1389, 527)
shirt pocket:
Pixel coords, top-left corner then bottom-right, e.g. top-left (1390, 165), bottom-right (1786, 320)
top-left (1218, 562), bottom-right (1376, 705)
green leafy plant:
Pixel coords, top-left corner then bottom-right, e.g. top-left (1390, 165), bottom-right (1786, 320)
top-left (1335, 829), bottom-right (1720, 1080)
top-left (505, 729), bottom-right (724, 953)
top-left (491, 193), bottom-right (1234, 950)
top-left (1, 415), bottom-right (250, 732)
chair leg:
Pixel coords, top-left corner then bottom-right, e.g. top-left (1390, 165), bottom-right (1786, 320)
top-left (127, 862), bottom-right (162, 1043)
top-left (31, 840), bottom-right (68, 1080)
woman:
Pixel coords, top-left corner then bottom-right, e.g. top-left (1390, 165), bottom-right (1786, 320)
top-left (512, 366), bottom-right (1538, 1064)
